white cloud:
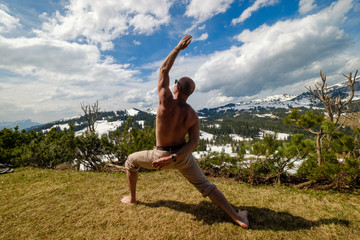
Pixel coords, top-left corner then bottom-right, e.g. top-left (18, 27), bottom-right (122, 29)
top-left (0, 32), bottom-right (142, 122)
top-left (198, 24), bottom-right (206, 30)
top-left (183, 0), bottom-right (233, 34)
top-left (193, 33), bottom-right (208, 41)
top-left (35, 0), bottom-right (173, 51)
top-left (232, 0), bottom-right (279, 25)
top-left (185, 0), bottom-right (233, 23)
top-left (0, 4), bottom-right (21, 33)
top-left (145, 54), bottom-right (211, 84)
top-left (0, 35), bottom-right (138, 82)
top-left (299, 0), bottom-right (317, 14)
top-left (207, 94), bottom-right (235, 107)
top-left (133, 40), bottom-right (141, 45)
top-left (124, 87), bottom-right (158, 108)
top-left (194, 0), bottom-right (355, 97)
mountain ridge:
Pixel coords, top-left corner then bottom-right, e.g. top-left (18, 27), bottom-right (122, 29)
top-left (0, 119), bottom-right (41, 131)
top-left (2, 80), bottom-right (359, 131)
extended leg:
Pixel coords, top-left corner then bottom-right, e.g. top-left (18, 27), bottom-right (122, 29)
top-left (121, 170), bottom-right (138, 204)
top-left (177, 155), bottom-right (249, 228)
top-left (208, 187), bottom-right (249, 229)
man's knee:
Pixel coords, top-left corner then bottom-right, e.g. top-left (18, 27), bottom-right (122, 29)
top-left (202, 183), bottom-right (217, 198)
top-left (124, 153), bottom-right (139, 172)
top-left (190, 179), bottom-right (217, 198)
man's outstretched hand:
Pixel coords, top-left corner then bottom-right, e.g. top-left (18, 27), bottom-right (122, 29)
top-left (176, 35), bottom-right (192, 51)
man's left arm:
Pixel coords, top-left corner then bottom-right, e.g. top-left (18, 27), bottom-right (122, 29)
top-left (171, 120), bottom-right (199, 160)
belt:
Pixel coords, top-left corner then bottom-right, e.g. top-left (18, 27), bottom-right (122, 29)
top-left (155, 143), bottom-right (185, 153)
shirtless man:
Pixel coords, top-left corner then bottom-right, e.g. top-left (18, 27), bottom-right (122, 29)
top-left (121, 35), bottom-right (249, 229)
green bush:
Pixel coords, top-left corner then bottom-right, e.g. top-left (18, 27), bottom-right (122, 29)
top-left (0, 125), bottom-right (76, 168)
top-left (108, 118), bottom-right (155, 165)
top-left (198, 152), bottom-right (240, 177)
top-left (75, 131), bottom-right (104, 171)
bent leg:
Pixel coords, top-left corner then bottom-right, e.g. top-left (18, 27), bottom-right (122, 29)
top-left (122, 149), bottom-right (169, 204)
top-left (121, 170), bottom-right (137, 204)
top-left (122, 150), bottom-right (154, 204)
top-left (208, 187), bottom-right (249, 229)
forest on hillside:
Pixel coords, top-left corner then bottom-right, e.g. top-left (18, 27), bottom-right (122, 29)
top-left (1, 105), bottom-right (360, 190)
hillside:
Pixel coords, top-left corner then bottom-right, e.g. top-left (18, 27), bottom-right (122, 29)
top-left (1, 168), bottom-right (359, 239)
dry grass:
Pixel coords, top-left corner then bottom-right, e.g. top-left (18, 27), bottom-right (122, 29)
top-left (1, 167), bottom-right (359, 240)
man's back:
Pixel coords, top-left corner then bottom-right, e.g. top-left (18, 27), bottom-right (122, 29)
top-left (156, 100), bottom-right (198, 147)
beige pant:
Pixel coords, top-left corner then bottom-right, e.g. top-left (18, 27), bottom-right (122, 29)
top-left (125, 148), bottom-right (216, 197)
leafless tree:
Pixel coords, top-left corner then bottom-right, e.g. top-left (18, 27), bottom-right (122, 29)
top-left (81, 100), bottom-right (100, 132)
top-left (304, 70), bottom-right (358, 165)
top-left (306, 70), bottom-right (358, 129)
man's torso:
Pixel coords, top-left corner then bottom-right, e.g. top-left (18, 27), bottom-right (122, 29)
top-left (156, 101), bottom-right (197, 147)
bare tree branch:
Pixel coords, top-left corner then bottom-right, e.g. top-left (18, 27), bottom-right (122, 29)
top-left (306, 70), bottom-right (358, 126)
top-left (81, 100), bottom-right (100, 133)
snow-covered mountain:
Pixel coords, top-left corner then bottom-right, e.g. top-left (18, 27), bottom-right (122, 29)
top-left (0, 119), bottom-right (41, 131)
top-left (37, 108), bottom-right (156, 136)
top-left (198, 80), bottom-right (360, 116)
top-left (3, 79), bottom-right (359, 132)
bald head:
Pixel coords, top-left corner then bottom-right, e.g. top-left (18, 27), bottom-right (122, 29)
top-left (178, 77), bottom-right (195, 97)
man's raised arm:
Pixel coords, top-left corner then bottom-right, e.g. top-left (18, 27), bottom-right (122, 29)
top-left (158, 35), bottom-right (192, 92)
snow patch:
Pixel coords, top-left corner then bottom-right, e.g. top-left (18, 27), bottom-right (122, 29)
top-left (42, 123), bottom-right (70, 133)
top-left (259, 130), bottom-right (291, 141)
top-left (126, 109), bottom-right (139, 116)
top-left (193, 144), bottom-right (237, 158)
top-left (200, 131), bottom-right (214, 140)
top-left (229, 134), bottom-right (252, 141)
top-left (136, 120), bottom-right (145, 128)
top-left (76, 120), bottom-right (123, 136)
top-left (146, 108), bottom-right (157, 115)
top-left (255, 113), bottom-right (278, 119)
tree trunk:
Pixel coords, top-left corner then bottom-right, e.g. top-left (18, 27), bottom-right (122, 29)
top-left (316, 129), bottom-right (323, 165)
top-left (294, 180), bottom-right (316, 189)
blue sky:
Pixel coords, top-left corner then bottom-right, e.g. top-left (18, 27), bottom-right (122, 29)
top-left (0, 0), bottom-right (359, 123)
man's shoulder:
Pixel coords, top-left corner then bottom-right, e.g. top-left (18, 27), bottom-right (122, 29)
top-left (190, 106), bottom-right (198, 118)
top-left (182, 102), bottom-right (195, 113)
top-left (188, 103), bottom-right (197, 114)
top-left (158, 87), bottom-right (174, 106)
top-left (186, 104), bottom-right (199, 123)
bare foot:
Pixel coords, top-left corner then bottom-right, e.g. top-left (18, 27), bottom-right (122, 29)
top-left (121, 195), bottom-right (136, 204)
top-left (236, 210), bottom-right (249, 229)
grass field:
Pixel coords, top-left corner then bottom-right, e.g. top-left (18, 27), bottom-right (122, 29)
top-left (1, 167), bottom-right (359, 240)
